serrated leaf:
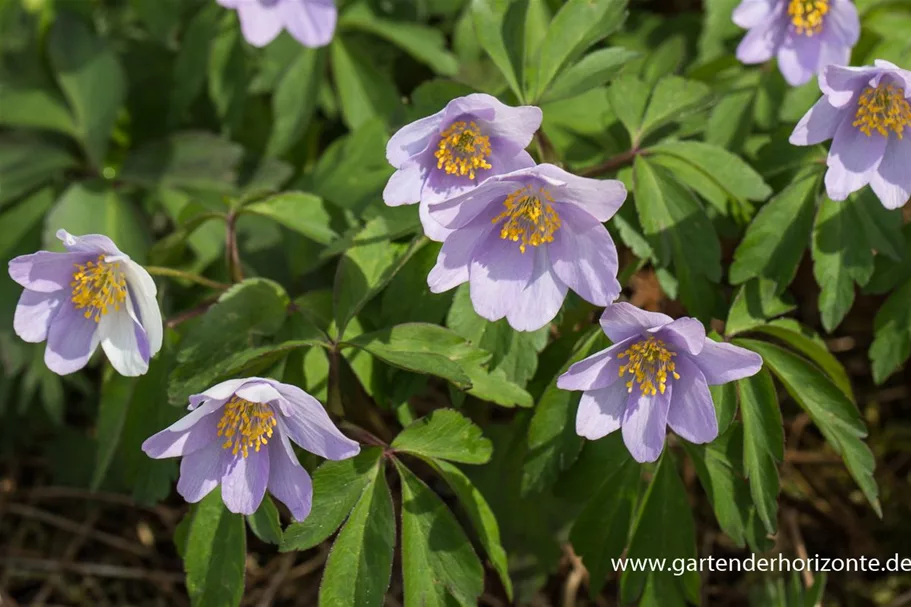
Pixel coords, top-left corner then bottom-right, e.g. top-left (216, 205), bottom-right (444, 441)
top-left (48, 12), bottom-right (125, 167)
top-left (725, 279), bottom-right (796, 336)
top-left (470, 0), bottom-right (524, 99)
top-left (243, 192), bottom-right (337, 245)
top-left (395, 459), bottom-right (484, 607)
top-left (247, 496), bottom-right (283, 545)
top-left (208, 19), bottom-right (248, 136)
top-left (267, 47), bottom-right (323, 156)
top-left (319, 467), bottom-right (395, 607)
top-left (427, 459), bottom-right (513, 600)
top-left (738, 339), bottom-right (881, 517)
top-left (528, 0), bottom-right (628, 101)
top-left (620, 451), bottom-right (699, 605)
top-left (729, 170), bottom-right (820, 291)
top-left (737, 368), bottom-right (782, 534)
top-left (607, 74), bottom-right (651, 138)
top-left (570, 452), bottom-right (638, 596)
top-left (812, 196), bottom-right (876, 332)
top-left (711, 380), bottom-right (738, 434)
top-left (184, 491), bottom-right (246, 607)
top-left (870, 278), bottom-right (911, 384)
top-left (392, 409), bottom-right (492, 465)
top-left (649, 140), bottom-right (772, 202)
top-left (521, 327), bottom-right (605, 495)
top-left (541, 47), bottom-right (639, 104)
top-left (638, 76), bottom-right (713, 140)
top-left (168, 278), bottom-right (290, 404)
top-left (168, 4), bottom-right (221, 127)
top-left (330, 37), bottom-right (400, 129)
top-left (0, 187), bottom-right (55, 259)
top-left (751, 318), bottom-right (853, 400)
top-left (0, 135), bottom-right (77, 209)
top-left (281, 448), bottom-right (383, 552)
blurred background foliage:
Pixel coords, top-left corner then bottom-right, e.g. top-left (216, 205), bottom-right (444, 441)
top-left (2, 0), bottom-right (911, 605)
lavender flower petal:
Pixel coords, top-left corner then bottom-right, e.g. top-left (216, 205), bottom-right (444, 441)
top-left (267, 433), bottom-right (314, 522)
top-left (468, 229), bottom-right (535, 322)
top-left (177, 442), bottom-right (233, 503)
top-left (281, 0), bottom-right (336, 48)
top-left (652, 317), bottom-right (706, 356)
top-left (870, 136), bottom-right (911, 209)
top-left (14, 291), bottom-right (62, 343)
top-left (44, 299), bottom-right (100, 375)
top-left (427, 219), bottom-right (491, 294)
top-left (8, 251), bottom-right (84, 293)
top-left (221, 447), bottom-right (270, 515)
top-left (267, 380), bottom-right (361, 460)
top-left (622, 387), bottom-right (672, 463)
top-left (558, 338), bottom-right (631, 391)
top-left (575, 382), bottom-right (629, 440)
top-left (598, 302), bottom-right (673, 344)
top-left (665, 357), bottom-right (718, 444)
top-left (691, 340), bottom-right (763, 384)
top-left (142, 414), bottom-right (220, 459)
top-left (548, 205), bottom-right (620, 307)
top-left (505, 247), bottom-right (569, 331)
top-left (789, 96), bottom-right (845, 145)
top-left (825, 116), bottom-right (887, 201)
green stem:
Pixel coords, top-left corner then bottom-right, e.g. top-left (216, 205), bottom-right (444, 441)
top-left (145, 266), bottom-right (230, 291)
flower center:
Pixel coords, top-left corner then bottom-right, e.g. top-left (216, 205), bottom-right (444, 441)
top-left (434, 121), bottom-right (492, 179)
top-left (852, 83), bottom-right (911, 139)
top-left (217, 396), bottom-right (278, 458)
top-left (617, 336), bottom-right (680, 396)
top-left (788, 0), bottom-right (829, 36)
top-left (70, 255), bottom-right (127, 323)
top-left (491, 186), bottom-right (561, 253)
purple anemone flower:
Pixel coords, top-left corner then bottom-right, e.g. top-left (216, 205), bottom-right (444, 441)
top-left (142, 377), bottom-right (360, 521)
top-left (383, 93), bottom-right (542, 241)
top-left (216, 0), bottom-right (336, 48)
top-left (425, 164), bottom-right (626, 331)
top-left (733, 0), bottom-right (859, 86)
top-left (557, 303), bottom-right (763, 463)
top-left (790, 60), bottom-right (911, 209)
top-left (8, 230), bottom-right (162, 377)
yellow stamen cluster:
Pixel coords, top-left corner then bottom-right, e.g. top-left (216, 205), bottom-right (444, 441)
top-left (70, 255), bottom-right (127, 323)
top-left (491, 186), bottom-right (561, 253)
top-left (788, 0), bottom-right (829, 36)
top-left (434, 121), bottom-right (492, 179)
top-left (617, 336), bottom-right (680, 396)
top-left (852, 84), bottom-right (911, 139)
top-left (217, 396), bottom-right (278, 458)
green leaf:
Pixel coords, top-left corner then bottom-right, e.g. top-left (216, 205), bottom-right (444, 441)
top-left (737, 368), bottom-right (782, 535)
top-left (0, 82), bottom-right (75, 136)
top-left (281, 448), bottom-right (383, 552)
top-left (319, 466), bottom-right (395, 607)
top-left (48, 12), bottom-right (126, 167)
top-left (638, 76), bottom-right (713, 141)
top-left (380, 242), bottom-right (452, 326)
top-left (620, 451), bottom-right (699, 605)
top-left (528, 0), bottom-right (628, 101)
top-left (0, 187), bottom-right (55, 259)
top-left (247, 496), bottom-right (283, 545)
top-left (711, 380), bottom-right (738, 434)
top-left (426, 459), bottom-right (513, 600)
top-left (0, 135), bottom-right (77, 209)
top-left (168, 3), bottom-right (221, 127)
top-left (812, 194), bottom-right (877, 331)
top-left (521, 327), bottom-right (605, 495)
top-left (91, 372), bottom-right (136, 490)
top-left (446, 284), bottom-right (548, 387)
top-left (570, 453), bottom-right (639, 596)
top-left (730, 171), bottom-right (820, 291)
top-left (208, 19), bottom-right (249, 135)
top-left (632, 156), bottom-right (721, 319)
top-left (395, 459), bottom-right (484, 607)
top-left (870, 278), bottom-right (911, 384)
top-left (184, 491), bottom-right (246, 607)
top-left (751, 318), bottom-right (853, 400)
top-left (649, 140), bottom-right (772, 202)
top-left (333, 218), bottom-right (425, 337)
top-left (685, 423), bottom-right (771, 551)
top-left (853, 188), bottom-right (905, 262)
top-left (341, 4), bottom-right (459, 76)
top-left (243, 192), bottom-right (337, 245)
top-left (344, 323), bottom-right (532, 407)
top-left (470, 0), bottom-right (525, 99)
top-left (392, 409), bottom-right (492, 465)
top-left (607, 74), bottom-right (651, 138)
top-left (541, 47), bottom-right (638, 103)
top-left (266, 47), bottom-right (324, 156)
top-left (738, 339), bottom-right (881, 517)
top-left (43, 181), bottom-right (149, 262)
top-left (168, 278), bottom-right (290, 404)
top-left (330, 37), bottom-right (400, 129)
top-left (725, 279), bottom-right (796, 336)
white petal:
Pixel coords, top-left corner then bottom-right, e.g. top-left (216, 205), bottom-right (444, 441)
top-left (122, 259), bottom-right (163, 357)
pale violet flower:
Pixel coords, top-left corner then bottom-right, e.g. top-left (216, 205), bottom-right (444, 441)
top-left (790, 60), bottom-right (911, 208)
top-left (383, 93), bottom-right (542, 241)
top-left (217, 0), bottom-right (336, 48)
top-left (558, 303), bottom-right (763, 463)
top-left (733, 0), bottom-right (859, 86)
top-left (8, 230), bottom-right (162, 377)
top-left (425, 164), bottom-right (626, 332)
top-left (142, 378), bottom-right (360, 520)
